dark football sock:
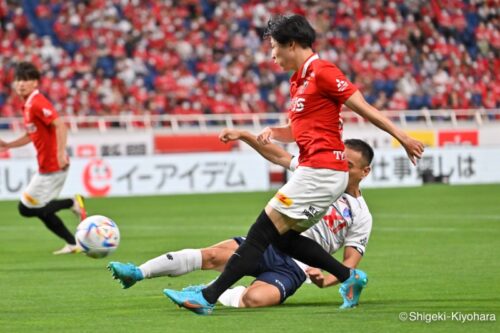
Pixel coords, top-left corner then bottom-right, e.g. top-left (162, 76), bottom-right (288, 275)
top-left (202, 210), bottom-right (280, 304)
top-left (274, 230), bottom-right (351, 282)
top-left (38, 213), bottom-right (76, 245)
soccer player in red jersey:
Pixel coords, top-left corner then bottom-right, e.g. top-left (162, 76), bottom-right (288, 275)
top-left (0, 62), bottom-right (87, 255)
top-left (164, 15), bottom-right (424, 314)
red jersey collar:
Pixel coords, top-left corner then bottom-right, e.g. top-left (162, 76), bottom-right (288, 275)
top-left (299, 53), bottom-right (319, 79)
top-left (24, 89), bottom-right (39, 108)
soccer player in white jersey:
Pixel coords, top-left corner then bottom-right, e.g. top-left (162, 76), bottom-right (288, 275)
top-left (108, 130), bottom-right (373, 308)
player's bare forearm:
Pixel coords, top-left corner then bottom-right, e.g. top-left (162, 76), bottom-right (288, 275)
top-left (257, 123), bottom-right (295, 145)
top-left (345, 91), bottom-right (424, 164)
top-left (53, 118), bottom-right (69, 168)
top-left (0, 132), bottom-right (31, 149)
top-left (220, 128), bottom-right (292, 169)
top-left (307, 247), bottom-right (362, 288)
top-left (239, 131), bottom-right (292, 168)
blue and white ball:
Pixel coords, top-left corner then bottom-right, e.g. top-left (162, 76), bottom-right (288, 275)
top-left (75, 215), bottom-right (120, 259)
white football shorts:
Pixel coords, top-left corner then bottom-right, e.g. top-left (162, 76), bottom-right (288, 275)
top-left (20, 170), bottom-right (68, 208)
top-left (268, 166), bottom-right (348, 230)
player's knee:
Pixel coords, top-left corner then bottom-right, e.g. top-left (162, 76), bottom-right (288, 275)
top-left (241, 291), bottom-right (279, 308)
top-left (18, 202), bottom-right (47, 218)
top-left (18, 202), bottom-right (36, 217)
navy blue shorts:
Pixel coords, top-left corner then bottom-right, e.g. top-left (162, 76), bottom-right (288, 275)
top-left (234, 237), bottom-right (307, 303)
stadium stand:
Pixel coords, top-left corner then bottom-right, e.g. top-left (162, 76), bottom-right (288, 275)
top-left (0, 0), bottom-right (498, 125)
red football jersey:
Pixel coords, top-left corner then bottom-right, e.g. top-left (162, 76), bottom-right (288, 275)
top-left (22, 90), bottom-right (63, 173)
top-left (288, 54), bottom-right (357, 171)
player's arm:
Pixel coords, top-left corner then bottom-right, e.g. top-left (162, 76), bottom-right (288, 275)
top-left (219, 128), bottom-right (293, 169)
top-left (256, 120), bottom-right (295, 144)
top-left (0, 132), bottom-right (32, 151)
top-left (306, 247), bottom-right (363, 288)
top-left (52, 118), bottom-right (69, 169)
top-left (344, 91), bottom-right (424, 165)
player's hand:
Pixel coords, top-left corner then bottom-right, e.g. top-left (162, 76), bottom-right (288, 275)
top-left (401, 136), bottom-right (425, 166)
top-left (257, 127), bottom-right (273, 145)
top-left (306, 267), bottom-right (325, 288)
top-left (219, 128), bottom-right (241, 143)
top-left (58, 153), bottom-right (69, 170)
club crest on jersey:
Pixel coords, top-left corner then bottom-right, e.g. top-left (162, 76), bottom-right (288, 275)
top-left (342, 207), bottom-right (352, 220)
top-left (297, 80), bottom-right (309, 95)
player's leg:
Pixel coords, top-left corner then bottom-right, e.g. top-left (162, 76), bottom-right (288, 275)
top-left (239, 281), bottom-right (282, 308)
top-left (18, 171), bottom-right (80, 254)
top-left (163, 167), bottom-right (343, 314)
top-left (141, 239), bottom-right (239, 277)
top-left (268, 168), bottom-right (369, 308)
top-left (108, 239), bottom-right (239, 289)
top-left (236, 242), bottom-right (306, 308)
top-left (195, 209), bottom-right (283, 305)
top-left (163, 210), bottom-right (282, 314)
top-left (273, 230), bottom-right (351, 282)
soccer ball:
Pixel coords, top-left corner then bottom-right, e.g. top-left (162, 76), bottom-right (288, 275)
top-left (75, 215), bottom-right (120, 259)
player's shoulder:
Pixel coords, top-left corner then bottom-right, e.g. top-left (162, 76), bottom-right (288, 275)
top-left (32, 92), bottom-right (56, 112)
top-left (31, 92), bottom-right (52, 107)
top-left (311, 58), bottom-right (342, 74)
top-left (344, 194), bottom-right (373, 224)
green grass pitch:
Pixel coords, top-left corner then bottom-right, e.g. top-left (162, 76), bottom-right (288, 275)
top-left (0, 184), bottom-right (499, 332)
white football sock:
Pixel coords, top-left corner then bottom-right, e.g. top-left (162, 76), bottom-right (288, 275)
top-left (139, 249), bottom-right (202, 278)
top-left (218, 286), bottom-right (246, 308)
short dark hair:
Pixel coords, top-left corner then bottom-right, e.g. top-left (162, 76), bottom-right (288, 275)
top-left (345, 139), bottom-right (374, 166)
top-left (14, 62), bottom-right (41, 81)
top-left (264, 14), bottom-right (316, 48)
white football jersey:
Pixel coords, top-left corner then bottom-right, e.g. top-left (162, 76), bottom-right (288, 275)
top-left (302, 193), bottom-right (372, 256)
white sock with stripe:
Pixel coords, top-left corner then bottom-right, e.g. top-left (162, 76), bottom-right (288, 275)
top-left (139, 249), bottom-right (202, 278)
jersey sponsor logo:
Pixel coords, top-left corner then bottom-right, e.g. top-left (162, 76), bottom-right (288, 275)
top-left (290, 97), bottom-right (306, 112)
top-left (323, 203), bottom-right (349, 234)
top-left (333, 150), bottom-right (346, 160)
top-left (275, 192), bottom-right (293, 207)
top-left (336, 79), bottom-right (348, 92)
top-left (42, 108), bottom-right (53, 117)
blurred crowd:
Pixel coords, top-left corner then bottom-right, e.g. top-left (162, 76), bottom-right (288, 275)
top-left (0, 0), bottom-right (498, 120)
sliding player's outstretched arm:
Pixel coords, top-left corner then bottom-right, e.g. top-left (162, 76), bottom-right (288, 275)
top-left (219, 128), bottom-right (293, 168)
top-left (306, 246), bottom-right (363, 288)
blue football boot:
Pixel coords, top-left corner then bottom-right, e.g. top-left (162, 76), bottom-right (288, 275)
top-left (163, 288), bottom-right (215, 315)
top-left (339, 269), bottom-right (368, 309)
top-left (107, 262), bottom-right (144, 289)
